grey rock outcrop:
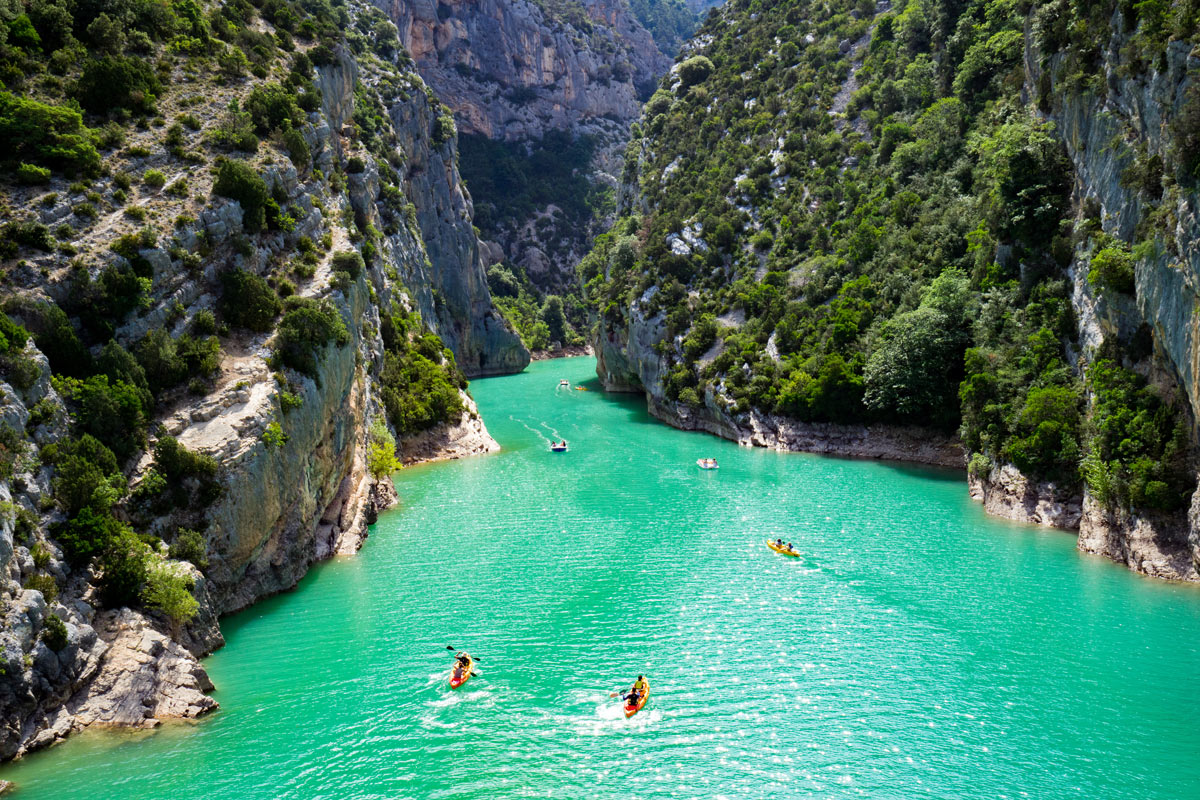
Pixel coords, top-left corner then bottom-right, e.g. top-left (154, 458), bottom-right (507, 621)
top-left (377, 0), bottom-right (670, 141)
top-left (385, 83), bottom-right (530, 376)
top-left (375, 0), bottom-right (675, 290)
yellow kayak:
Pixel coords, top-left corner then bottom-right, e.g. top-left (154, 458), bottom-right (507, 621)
top-left (767, 540), bottom-right (801, 557)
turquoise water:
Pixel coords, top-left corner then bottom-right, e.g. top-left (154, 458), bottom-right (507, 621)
top-left (5, 356), bottom-right (1200, 798)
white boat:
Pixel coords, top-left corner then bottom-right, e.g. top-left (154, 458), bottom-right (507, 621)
top-left (559, 380), bottom-right (570, 387)
top-left (697, 459), bottom-right (718, 470)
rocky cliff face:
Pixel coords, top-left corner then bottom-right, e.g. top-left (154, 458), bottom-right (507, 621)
top-left (1024, 15), bottom-right (1200, 582)
top-left (382, 82), bottom-right (530, 375)
top-left (376, 0), bottom-right (669, 141)
top-left (375, 0), bottom-right (674, 293)
top-left (0, 1), bottom-right (522, 759)
top-left (589, 1), bottom-right (1200, 583)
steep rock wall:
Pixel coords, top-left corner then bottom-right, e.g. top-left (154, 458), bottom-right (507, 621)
top-left (377, 0), bottom-right (669, 141)
top-left (0, 20), bottom-right (519, 757)
top-left (1027, 20), bottom-right (1200, 580)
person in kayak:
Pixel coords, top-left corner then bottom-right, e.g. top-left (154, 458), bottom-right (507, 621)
top-left (786, 542), bottom-right (794, 552)
top-left (453, 652), bottom-right (470, 679)
top-left (775, 538), bottom-right (784, 548)
top-left (625, 675), bottom-right (647, 704)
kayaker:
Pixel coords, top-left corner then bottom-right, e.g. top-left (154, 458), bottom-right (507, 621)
top-left (786, 542), bottom-right (794, 551)
top-left (626, 675), bottom-right (647, 703)
top-left (453, 652), bottom-right (470, 677)
top-left (775, 538), bottom-right (784, 547)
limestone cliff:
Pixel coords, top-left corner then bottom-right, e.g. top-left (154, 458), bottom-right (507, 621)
top-left (587, 0), bottom-right (1200, 583)
top-left (0, 0), bottom-right (523, 759)
top-left (377, 0), bottom-right (670, 141)
top-left (375, 0), bottom-right (676, 293)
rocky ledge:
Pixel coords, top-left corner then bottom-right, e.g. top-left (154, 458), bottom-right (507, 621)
top-left (530, 344), bottom-right (595, 362)
top-left (968, 464), bottom-right (1083, 529)
top-left (644, 393), bottom-right (965, 469)
top-left (1077, 497), bottom-right (1198, 582)
top-left (400, 394), bottom-right (501, 466)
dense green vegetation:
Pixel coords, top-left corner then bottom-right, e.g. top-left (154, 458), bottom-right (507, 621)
top-left (627, 0), bottom-right (699, 56)
top-left (378, 306), bottom-right (466, 435)
top-left (486, 263), bottom-right (586, 351)
top-left (459, 131), bottom-right (611, 272)
top-left (582, 0), bottom-right (1198, 512)
top-left (0, 0), bottom-right (417, 628)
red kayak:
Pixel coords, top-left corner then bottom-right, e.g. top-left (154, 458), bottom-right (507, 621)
top-left (450, 654), bottom-right (473, 689)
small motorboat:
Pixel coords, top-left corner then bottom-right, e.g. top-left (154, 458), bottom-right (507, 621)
top-left (767, 540), bottom-right (801, 558)
top-left (550, 441), bottom-right (568, 452)
top-left (624, 678), bottom-right (650, 718)
top-left (696, 458), bottom-right (719, 470)
top-left (559, 379), bottom-right (570, 388)
top-left (450, 654), bottom-right (474, 689)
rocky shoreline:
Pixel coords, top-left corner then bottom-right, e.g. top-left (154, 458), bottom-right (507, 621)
top-left (643, 392), bottom-right (966, 469)
top-left (530, 344), bottom-right (595, 362)
top-left (597, 359), bottom-right (1200, 583)
top-left (400, 396), bottom-right (501, 465)
top-left (5, 399), bottom-right (495, 761)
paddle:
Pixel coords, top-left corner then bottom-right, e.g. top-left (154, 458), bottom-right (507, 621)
top-left (444, 645), bottom-right (482, 662)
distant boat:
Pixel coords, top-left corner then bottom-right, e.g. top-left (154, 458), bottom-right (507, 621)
top-left (574, 386), bottom-right (587, 391)
top-left (697, 458), bottom-right (718, 470)
top-left (551, 442), bottom-right (568, 452)
top-left (559, 380), bottom-right (570, 388)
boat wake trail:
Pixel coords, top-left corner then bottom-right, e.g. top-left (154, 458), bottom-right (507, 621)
top-left (539, 421), bottom-right (564, 441)
top-left (511, 417), bottom-right (553, 445)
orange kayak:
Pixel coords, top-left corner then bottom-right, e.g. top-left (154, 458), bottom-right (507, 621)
top-left (449, 654), bottom-right (473, 689)
top-left (624, 679), bottom-right (650, 718)
top-left (767, 540), bottom-right (801, 557)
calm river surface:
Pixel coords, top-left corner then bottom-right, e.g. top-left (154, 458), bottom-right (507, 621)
top-left (4, 356), bottom-right (1200, 798)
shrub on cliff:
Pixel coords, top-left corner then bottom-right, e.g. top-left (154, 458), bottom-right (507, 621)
top-left (271, 298), bottom-right (350, 377)
top-left (0, 314), bottom-right (29, 356)
top-left (75, 55), bottom-right (162, 115)
top-left (367, 420), bottom-right (402, 478)
top-left (213, 159), bottom-right (271, 232)
top-left (169, 528), bottom-right (209, 569)
top-left (142, 559), bottom-right (199, 624)
top-left (51, 434), bottom-right (124, 516)
top-left (3, 299), bottom-right (91, 377)
top-left (220, 267), bottom-right (281, 331)
top-left (0, 92), bottom-right (100, 175)
top-left (42, 614), bottom-right (69, 651)
top-left (675, 56), bottom-right (714, 89)
top-left (97, 526), bottom-right (149, 608)
top-left (153, 436), bottom-right (218, 481)
top-left (135, 329), bottom-right (220, 395)
top-left (1088, 244), bottom-right (1136, 296)
top-left (55, 505), bottom-right (128, 565)
top-left (57, 374), bottom-right (149, 461)
top-left (331, 250), bottom-right (364, 277)
top-left (243, 82), bottom-right (302, 134)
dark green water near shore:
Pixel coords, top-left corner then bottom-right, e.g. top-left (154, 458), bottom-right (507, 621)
top-left (4, 356), bottom-right (1200, 798)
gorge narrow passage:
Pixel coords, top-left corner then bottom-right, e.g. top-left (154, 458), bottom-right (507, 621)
top-left (5, 357), bottom-right (1200, 798)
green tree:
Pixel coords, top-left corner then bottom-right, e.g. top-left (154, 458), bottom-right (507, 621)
top-left (220, 267), bottom-right (281, 331)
